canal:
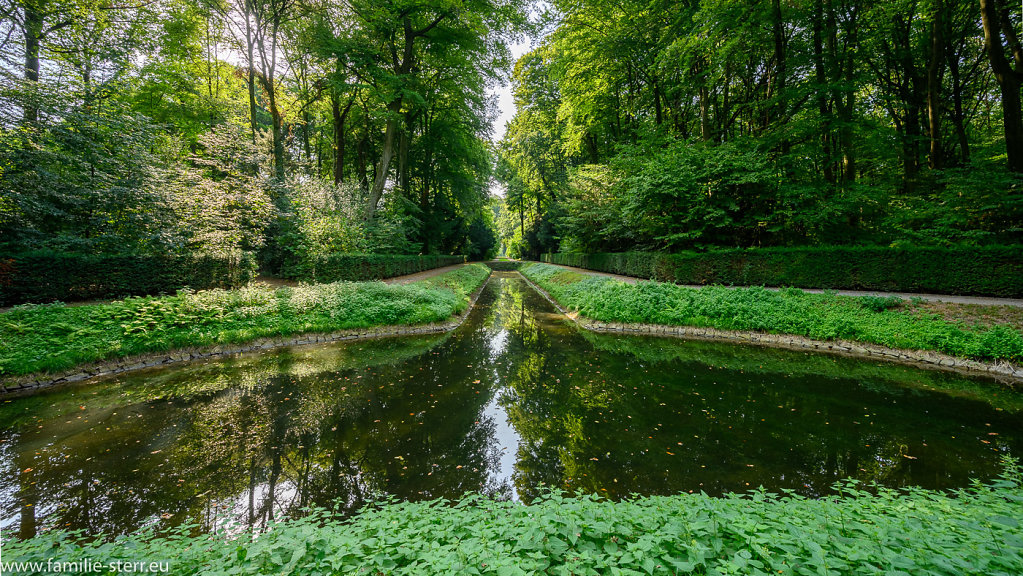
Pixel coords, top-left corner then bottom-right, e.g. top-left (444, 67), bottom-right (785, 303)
top-left (1, 272), bottom-right (1020, 537)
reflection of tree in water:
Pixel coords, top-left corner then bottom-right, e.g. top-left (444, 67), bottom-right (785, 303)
top-left (493, 282), bottom-right (1022, 501)
top-left (0, 322), bottom-right (508, 536)
top-left (1, 276), bottom-right (1019, 537)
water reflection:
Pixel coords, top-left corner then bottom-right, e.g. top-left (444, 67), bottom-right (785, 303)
top-left (0, 272), bottom-right (1020, 537)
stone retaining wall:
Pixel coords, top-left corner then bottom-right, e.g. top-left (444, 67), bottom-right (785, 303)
top-left (1, 275), bottom-right (492, 396)
top-left (519, 272), bottom-right (1023, 385)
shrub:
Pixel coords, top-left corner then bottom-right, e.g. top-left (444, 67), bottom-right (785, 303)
top-left (858, 295), bottom-right (903, 312)
top-left (0, 251), bottom-right (257, 306)
top-left (543, 246), bottom-right (1023, 297)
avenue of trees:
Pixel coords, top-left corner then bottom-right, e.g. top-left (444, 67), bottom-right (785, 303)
top-left (0, 0), bottom-right (524, 267)
top-left (497, 0), bottom-right (1023, 258)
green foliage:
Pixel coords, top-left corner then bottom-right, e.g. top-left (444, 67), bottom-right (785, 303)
top-left (4, 461), bottom-right (1022, 575)
top-left (543, 246), bottom-right (1023, 297)
top-left (0, 251), bottom-right (256, 306)
top-left (484, 260), bottom-right (522, 271)
top-left (858, 295), bottom-right (903, 313)
top-left (466, 218), bottom-right (498, 260)
top-left (521, 262), bottom-right (1023, 362)
top-left (0, 264), bottom-right (489, 378)
top-left (614, 139), bottom-right (777, 249)
top-left (496, 0), bottom-right (1023, 254)
top-left (0, 96), bottom-right (176, 253)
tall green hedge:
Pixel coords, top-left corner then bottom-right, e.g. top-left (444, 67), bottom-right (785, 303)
top-left (0, 252), bottom-right (257, 306)
top-left (284, 254), bottom-right (466, 283)
top-left (484, 259), bottom-right (522, 271)
top-left (543, 246), bottom-right (1023, 297)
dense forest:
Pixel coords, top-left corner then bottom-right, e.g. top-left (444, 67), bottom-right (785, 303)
top-left (0, 0), bottom-right (527, 272)
top-left (497, 0), bottom-right (1023, 258)
top-left (2, 0), bottom-right (1022, 271)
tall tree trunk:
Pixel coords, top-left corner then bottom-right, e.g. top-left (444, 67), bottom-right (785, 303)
top-left (948, 44), bottom-right (971, 164)
top-left (357, 137), bottom-right (369, 190)
top-left (979, 0), bottom-right (1023, 172)
top-left (23, 4), bottom-right (43, 123)
top-left (244, 12), bottom-right (258, 144)
top-left (398, 114), bottom-right (410, 195)
top-left (698, 59), bottom-right (711, 141)
top-left (927, 0), bottom-right (944, 170)
top-left (770, 0), bottom-right (788, 153)
top-left (839, 12), bottom-right (858, 182)
top-left (813, 0), bottom-right (835, 184)
top-left (366, 102), bottom-right (400, 218)
top-left (262, 79), bottom-right (285, 180)
top-left (652, 77), bottom-right (663, 126)
top-left (332, 95), bottom-right (353, 185)
top-left (301, 111), bottom-right (312, 161)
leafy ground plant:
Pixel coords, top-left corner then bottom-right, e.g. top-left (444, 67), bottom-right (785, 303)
top-left (2, 461), bottom-right (1021, 575)
top-left (521, 263), bottom-right (1023, 362)
top-left (0, 264), bottom-right (490, 378)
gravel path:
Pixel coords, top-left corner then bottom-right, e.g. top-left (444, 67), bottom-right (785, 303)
top-left (543, 263), bottom-right (1023, 308)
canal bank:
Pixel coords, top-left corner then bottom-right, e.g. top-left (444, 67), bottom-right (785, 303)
top-left (519, 263), bottom-right (1023, 384)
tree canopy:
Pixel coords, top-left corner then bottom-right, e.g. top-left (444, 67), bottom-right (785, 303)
top-left (496, 0), bottom-right (1023, 258)
top-left (0, 0), bottom-right (529, 264)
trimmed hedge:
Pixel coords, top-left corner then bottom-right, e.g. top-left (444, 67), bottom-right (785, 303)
top-left (543, 246), bottom-right (1023, 297)
top-left (0, 252), bottom-right (257, 306)
top-left (284, 254), bottom-right (466, 283)
top-left (484, 259), bottom-right (522, 271)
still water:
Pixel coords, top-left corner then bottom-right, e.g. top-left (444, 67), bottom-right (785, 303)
top-left (1, 273), bottom-right (1020, 537)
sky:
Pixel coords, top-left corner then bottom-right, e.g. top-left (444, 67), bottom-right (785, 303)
top-left (487, 39), bottom-right (532, 196)
top-left (490, 38), bottom-right (533, 144)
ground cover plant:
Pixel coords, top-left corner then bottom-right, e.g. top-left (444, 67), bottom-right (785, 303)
top-left (2, 462), bottom-right (1021, 575)
top-left (0, 264), bottom-right (490, 379)
top-left (521, 263), bottom-right (1023, 362)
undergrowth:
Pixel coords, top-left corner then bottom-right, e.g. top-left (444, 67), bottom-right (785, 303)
top-left (521, 263), bottom-right (1023, 362)
top-left (0, 264), bottom-right (490, 378)
top-left (3, 461), bottom-right (1021, 575)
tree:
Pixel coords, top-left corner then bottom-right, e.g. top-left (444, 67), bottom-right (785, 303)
top-left (980, 0), bottom-right (1023, 172)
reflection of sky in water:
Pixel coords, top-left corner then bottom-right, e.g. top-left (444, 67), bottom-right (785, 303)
top-left (0, 273), bottom-right (1020, 539)
top-left (482, 387), bottom-right (521, 501)
top-left (482, 322), bottom-right (523, 500)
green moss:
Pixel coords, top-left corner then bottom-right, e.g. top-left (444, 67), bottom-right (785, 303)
top-left (0, 264), bottom-right (490, 379)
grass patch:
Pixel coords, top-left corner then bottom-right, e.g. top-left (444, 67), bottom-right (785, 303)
top-left (0, 264), bottom-right (490, 378)
top-left (521, 263), bottom-right (1023, 362)
top-left (4, 462), bottom-right (1022, 574)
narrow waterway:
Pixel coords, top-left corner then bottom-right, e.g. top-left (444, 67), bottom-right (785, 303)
top-left (1, 272), bottom-right (1020, 537)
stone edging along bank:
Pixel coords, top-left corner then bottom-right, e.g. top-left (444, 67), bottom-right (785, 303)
top-left (517, 272), bottom-right (1023, 386)
top-left (1, 275), bottom-right (492, 396)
